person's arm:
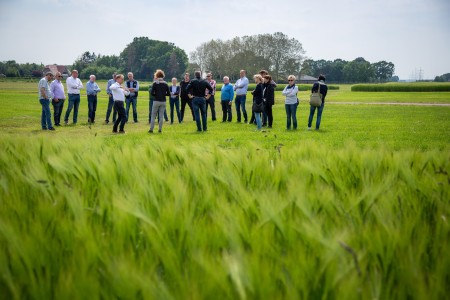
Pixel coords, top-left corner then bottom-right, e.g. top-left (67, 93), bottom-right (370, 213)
top-left (77, 79), bottom-right (84, 89)
top-left (174, 86), bottom-right (180, 96)
top-left (205, 82), bottom-right (213, 99)
top-left (268, 85), bottom-right (275, 104)
top-left (165, 84), bottom-right (170, 97)
top-left (281, 86), bottom-right (289, 96)
top-left (229, 86), bottom-right (234, 103)
top-left (110, 83), bottom-right (118, 91)
top-left (311, 83), bottom-right (319, 93)
top-left (151, 82), bottom-right (156, 96)
top-left (86, 82), bottom-right (93, 94)
top-left (95, 83), bottom-right (101, 93)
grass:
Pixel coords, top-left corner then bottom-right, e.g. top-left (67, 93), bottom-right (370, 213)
top-left (0, 81), bottom-right (449, 299)
top-left (351, 82), bottom-right (450, 92)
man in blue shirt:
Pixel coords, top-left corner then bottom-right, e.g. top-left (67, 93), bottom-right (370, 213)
top-left (86, 75), bottom-right (101, 123)
top-left (221, 76), bottom-right (234, 122)
top-left (105, 73), bottom-right (117, 124)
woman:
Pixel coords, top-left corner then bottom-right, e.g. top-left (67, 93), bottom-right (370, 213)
top-left (263, 74), bottom-right (275, 128)
top-left (149, 69), bottom-right (170, 133)
top-left (251, 74), bottom-right (264, 130)
top-left (308, 75), bottom-right (328, 130)
top-left (169, 77), bottom-right (181, 124)
top-left (282, 75), bottom-right (299, 130)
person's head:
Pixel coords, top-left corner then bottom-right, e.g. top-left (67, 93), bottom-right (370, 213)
top-left (194, 71), bottom-right (201, 79)
top-left (240, 70), bottom-right (246, 78)
top-left (184, 72), bottom-right (190, 81)
top-left (45, 72), bottom-right (53, 80)
top-left (171, 77), bottom-right (177, 85)
top-left (71, 70), bottom-right (78, 78)
top-left (253, 74), bottom-right (263, 84)
top-left (318, 75), bottom-right (326, 81)
top-left (287, 75), bottom-right (296, 86)
top-left (115, 74), bottom-right (124, 84)
top-left (89, 75), bottom-right (96, 82)
top-left (263, 74), bottom-right (272, 84)
top-left (259, 69), bottom-right (268, 76)
top-left (127, 72), bottom-right (134, 80)
top-left (55, 72), bottom-right (62, 80)
top-left (154, 69), bottom-right (165, 79)
top-left (206, 72), bottom-right (212, 81)
top-left (112, 72), bottom-right (117, 79)
top-left (223, 76), bottom-right (230, 84)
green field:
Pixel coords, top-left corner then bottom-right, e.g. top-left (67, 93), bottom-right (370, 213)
top-left (0, 81), bottom-right (449, 299)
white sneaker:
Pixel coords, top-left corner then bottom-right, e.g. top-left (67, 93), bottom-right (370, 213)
top-left (307, 127), bottom-right (312, 130)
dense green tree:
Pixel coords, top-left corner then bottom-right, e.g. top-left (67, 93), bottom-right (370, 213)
top-left (343, 57), bottom-right (374, 83)
top-left (372, 60), bottom-right (395, 82)
top-left (434, 73), bottom-right (450, 82)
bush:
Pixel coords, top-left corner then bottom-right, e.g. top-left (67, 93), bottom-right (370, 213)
top-left (351, 82), bottom-right (450, 92)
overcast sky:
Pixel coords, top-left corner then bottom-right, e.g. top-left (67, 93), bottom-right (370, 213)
top-left (0, 0), bottom-right (449, 79)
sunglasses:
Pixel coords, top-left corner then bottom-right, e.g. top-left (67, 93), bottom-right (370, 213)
top-left (288, 80), bottom-right (294, 82)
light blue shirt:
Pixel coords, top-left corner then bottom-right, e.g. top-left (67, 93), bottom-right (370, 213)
top-left (86, 80), bottom-right (101, 95)
top-left (234, 76), bottom-right (249, 95)
top-left (106, 78), bottom-right (115, 94)
top-left (38, 77), bottom-right (51, 99)
top-left (221, 83), bottom-right (234, 101)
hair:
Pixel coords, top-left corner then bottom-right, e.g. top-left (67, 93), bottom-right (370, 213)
top-left (154, 69), bottom-right (165, 78)
top-left (288, 75), bottom-right (296, 81)
top-left (115, 74), bottom-right (124, 81)
top-left (45, 72), bottom-right (53, 77)
top-left (240, 70), bottom-right (246, 74)
top-left (264, 75), bottom-right (272, 82)
top-left (71, 70), bottom-right (78, 74)
top-left (171, 77), bottom-right (177, 82)
top-left (223, 76), bottom-right (229, 81)
top-left (184, 72), bottom-right (190, 76)
top-left (253, 74), bottom-right (263, 82)
top-left (259, 69), bottom-right (268, 76)
top-left (127, 72), bottom-right (133, 76)
top-left (90, 75), bottom-right (96, 79)
top-left (318, 74), bottom-right (326, 81)
top-left (206, 72), bottom-right (212, 77)
top-left (194, 71), bottom-right (201, 78)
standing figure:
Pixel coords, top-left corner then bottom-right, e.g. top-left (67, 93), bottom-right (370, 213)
top-left (125, 72), bottom-right (139, 123)
top-left (64, 70), bottom-right (83, 125)
top-left (186, 71), bottom-right (212, 132)
top-left (205, 72), bottom-right (216, 121)
top-left (234, 70), bottom-right (249, 123)
top-left (105, 73), bottom-right (117, 124)
top-left (220, 76), bottom-right (234, 122)
top-left (169, 77), bottom-right (181, 124)
top-left (149, 69), bottom-right (170, 133)
top-left (86, 75), bottom-right (101, 124)
top-left (282, 75), bottom-right (299, 130)
top-left (308, 75), bottom-right (328, 130)
top-left (251, 74), bottom-right (264, 130)
top-left (110, 74), bottom-right (130, 133)
top-left (262, 74), bottom-right (275, 128)
top-left (38, 72), bottom-right (55, 130)
top-left (180, 72), bottom-right (195, 122)
top-left (50, 72), bottom-right (65, 127)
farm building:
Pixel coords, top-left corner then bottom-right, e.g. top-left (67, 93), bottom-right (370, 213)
top-left (299, 75), bottom-right (318, 84)
top-left (42, 64), bottom-right (70, 78)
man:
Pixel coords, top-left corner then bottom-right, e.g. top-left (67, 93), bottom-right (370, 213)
top-left (105, 73), bottom-right (117, 124)
top-left (125, 72), bottom-right (139, 123)
top-left (233, 70), bottom-right (249, 123)
top-left (205, 72), bottom-right (216, 121)
top-left (221, 76), bottom-right (234, 122)
top-left (50, 72), bottom-right (65, 126)
top-left (186, 71), bottom-right (212, 132)
top-left (110, 74), bottom-right (130, 133)
top-left (38, 72), bottom-right (55, 130)
top-left (64, 70), bottom-right (83, 125)
top-left (180, 72), bottom-right (195, 122)
top-left (86, 74), bottom-right (101, 124)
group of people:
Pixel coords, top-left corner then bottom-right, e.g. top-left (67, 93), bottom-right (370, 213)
top-left (37, 69), bottom-right (328, 133)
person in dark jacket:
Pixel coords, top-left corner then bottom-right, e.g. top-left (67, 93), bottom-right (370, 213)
top-left (149, 69), bottom-right (170, 133)
top-left (251, 74), bottom-right (264, 130)
top-left (180, 73), bottom-right (195, 122)
top-left (262, 74), bottom-right (275, 128)
top-left (308, 75), bottom-right (328, 130)
top-left (169, 77), bottom-right (181, 124)
top-left (186, 71), bottom-right (213, 132)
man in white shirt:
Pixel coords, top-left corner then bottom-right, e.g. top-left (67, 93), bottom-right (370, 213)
top-left (64, 70), bottom-right (83, 125)
top-left (110, 74), bottom-right (130, 133)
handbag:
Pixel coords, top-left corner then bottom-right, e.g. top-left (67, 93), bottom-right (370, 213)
top-left (309, 82), bottom-right (322, 107)
top-left (252, 101), bottom-right (264, 113)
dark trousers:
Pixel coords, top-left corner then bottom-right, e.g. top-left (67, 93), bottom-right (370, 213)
top-left (206, 95), bottom-right (216, 121)
top-left (87, 95), bottom-right (97, 122)
top-left (106, 95), bottom-right (117, 122)
top-left (192, 97), bottom-right (207, 131)
top-left (180, 97), bottom-right (195, 122)
top-left (221, 101), bottom-right (232, 122)
top-left (263, 104), bottom-right (273, 126)
top-left (52, 99), bottom-right (65, 125)
top-left (64, 93), bottom-right (80, 124)
top-left (125, 96), bottom-right (138, 122)
top-left (113, 101), bottom-right (126, 132)
top-left (169, 97), bottom-right (181, 123)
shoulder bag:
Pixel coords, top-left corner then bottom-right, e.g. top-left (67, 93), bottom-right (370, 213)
top-left (309, 82), bottom-right (322, 107)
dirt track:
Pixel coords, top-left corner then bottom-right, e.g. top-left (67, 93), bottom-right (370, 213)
top-left (327, 102), bottom-right (450, 107)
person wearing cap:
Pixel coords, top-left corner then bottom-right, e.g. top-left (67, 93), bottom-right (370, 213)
top-left (50, 72), bottom-right (66, 126)
top-left (38, 72), bottom-right (55, 130)
top-left (105, 73), bottom-right (117, 124)
top-left (205, 72), bottom-right (216, 121)
top-left (125, 72), bottom-right (139, 123)
top-left (186, 71), bottom-right (213, 132)
top-left (64, 70), bottom-right (83, 125)
top-left (86, 74), bottom-right (101, 124)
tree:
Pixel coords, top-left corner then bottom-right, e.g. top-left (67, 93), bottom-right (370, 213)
top-left (372, 60), bottom-right (395, 82)
top-left (72, 51), bottom-right (98, 75)
top-left (343, 57), bottom-right (374, 83)
top-left (434, 73), bottom-right (450, 82)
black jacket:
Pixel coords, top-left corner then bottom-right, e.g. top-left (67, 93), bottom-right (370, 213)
top-left (186, 77), bottom-right (212, 97)
top-left (311, 81), bottom-right (328, 101)
top-left (151, 80), bottom-right (170, 102)
top-left (252, 83), bottom-right (264, 104)
top-left (180, 80), bottom-right (191, 100)
top-left (263, 82), bottom-right (274, 105)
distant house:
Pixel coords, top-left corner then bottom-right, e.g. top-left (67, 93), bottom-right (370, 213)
top-left (42, 64), bottom-right (70, 78)
top-left (299, 75), bottom-right (317, 84)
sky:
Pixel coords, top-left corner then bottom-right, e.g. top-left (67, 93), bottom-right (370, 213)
top-left (0, 0), bottom-right (449, 80)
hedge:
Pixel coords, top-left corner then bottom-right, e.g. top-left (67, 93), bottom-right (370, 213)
top-left (351, 83), bottom-right (450, 92)
top-left (139, 83), bottom-right (339, 92)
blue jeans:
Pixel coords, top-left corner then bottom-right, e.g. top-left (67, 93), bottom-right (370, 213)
top-left (169, 97), bottom-right (181, 123)
top-left (106, 95), bottom-right (117, 122)
top-left (235, 94), bottom-right (247, 122)
top-left (285, 104), bottom-right (298, 129)
top-left (125, 96), bottom-right (138, 122)
top-left (40, 99), bottom-right (53, 129)
top-left (308, 101), bottom-right (325, 129)
top-left (192, 97), bottom-right (207, 131)
top-left (255, 112), bottom-right (262, 129)
top-left (64, 93), bottom-right (80, 124)
top-left (87, 95), bottom-right (97, 122)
